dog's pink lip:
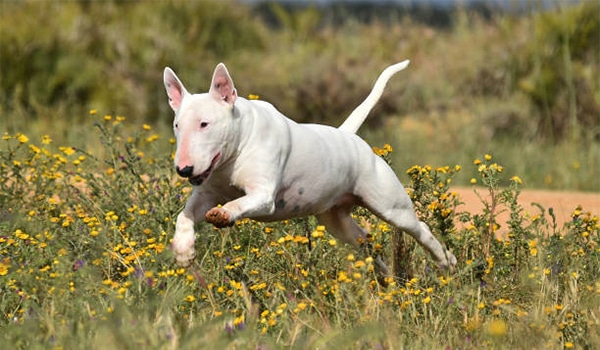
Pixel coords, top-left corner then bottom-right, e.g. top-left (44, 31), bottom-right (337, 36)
top-left (189, 152), bottom-right (221, 186)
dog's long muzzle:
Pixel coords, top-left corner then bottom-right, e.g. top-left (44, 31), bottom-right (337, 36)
top-left (176, 165), bottom-right (194, 178)
top-left (175, 152), bottom-right (221, 186)
top-left (175, 165), bottom-right (207, 186)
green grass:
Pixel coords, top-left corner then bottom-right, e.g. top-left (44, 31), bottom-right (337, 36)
top-left (1, 114), bottom-right (598, 349)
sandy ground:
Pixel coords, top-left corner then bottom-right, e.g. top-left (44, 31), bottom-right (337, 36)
top-left (452, 187), bottom-right (600, 232)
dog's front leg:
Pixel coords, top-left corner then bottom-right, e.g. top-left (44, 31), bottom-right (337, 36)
top-left (173, 188), bottom-right (217, 267)
top-left (206, 190), bottom-right (276, 228)
top-left (173, 210), bottom-right (196, 267)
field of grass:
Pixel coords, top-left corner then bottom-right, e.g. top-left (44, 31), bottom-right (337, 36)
top-left (1, 1), bottom-right (599, 349)
top-left (1, 113), bottom-right (598, 349)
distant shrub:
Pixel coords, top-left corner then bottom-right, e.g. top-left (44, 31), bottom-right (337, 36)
top-left (0, 1), bottom-right (266, 125)
top-left (1, 1), bottom-right (597, 143)
top-left (514, 2), bottom-right (600, 141)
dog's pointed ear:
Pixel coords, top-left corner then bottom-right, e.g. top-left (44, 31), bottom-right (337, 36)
top-left (209, 63), bottom-right (237, 105)
top-left (164, 67), bottom-right (188, 111)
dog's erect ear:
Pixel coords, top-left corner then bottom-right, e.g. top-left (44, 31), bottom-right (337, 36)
top-left (163, 67), bottom-right (188, 112)
top-left (209, 63), bottom-right (237, 105)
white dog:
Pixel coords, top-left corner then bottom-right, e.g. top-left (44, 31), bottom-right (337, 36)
top-left (163, 61), bottom-right (456, 274)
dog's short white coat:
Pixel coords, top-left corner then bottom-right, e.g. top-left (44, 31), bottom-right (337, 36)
top-left (163, 61), bottom-right (456, 272)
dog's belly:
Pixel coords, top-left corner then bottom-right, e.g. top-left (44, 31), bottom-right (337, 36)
top-left (251, 185), bottom-right (358, 222)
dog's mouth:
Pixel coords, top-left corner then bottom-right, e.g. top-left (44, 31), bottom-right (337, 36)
top-left (188, 152), bottom-right (221, 186)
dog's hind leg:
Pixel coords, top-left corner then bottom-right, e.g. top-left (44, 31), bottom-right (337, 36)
top-left (356, 159), bottom-right (457, 270)
top-left (316, 207), bottom-right (390, 277)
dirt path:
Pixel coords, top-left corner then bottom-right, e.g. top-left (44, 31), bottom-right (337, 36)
top-left (452, 187), bottom-right (600, 231)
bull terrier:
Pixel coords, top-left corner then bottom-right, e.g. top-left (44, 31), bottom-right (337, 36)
top-left (163, 60), bottom-right (456, 274)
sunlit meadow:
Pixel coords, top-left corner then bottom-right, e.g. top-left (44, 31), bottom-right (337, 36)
top-left (1, 112), bottom-right (598, 349)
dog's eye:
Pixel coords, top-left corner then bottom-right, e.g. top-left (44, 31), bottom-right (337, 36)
top-left (200, 122), bottom-right (209, 129)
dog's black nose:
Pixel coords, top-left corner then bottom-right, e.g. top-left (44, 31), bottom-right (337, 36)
top-left (176, 165), bottom-right (194, 178)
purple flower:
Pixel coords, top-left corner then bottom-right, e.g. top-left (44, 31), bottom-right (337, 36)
top-left (134, 266), bottom-right (144, 278)
top-left (225, 321), bottom-right (234, 334)
top-left (146, 277), bottom-right (155, 287)
top-left (72, 259), bottom-right (85, 271)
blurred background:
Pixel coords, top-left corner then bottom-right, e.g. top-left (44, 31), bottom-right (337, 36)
top-left (1, 0), bottom-right (598, 190)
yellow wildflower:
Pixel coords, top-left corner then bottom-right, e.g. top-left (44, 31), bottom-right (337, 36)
top-left (486, 320), bottom-right (507, 337)
top-left (0, 262), bottom-right (9, 276)
top-left (510, 175), bottom-right (523, 184)
top-left (17, 134), bottom-right (29, 143)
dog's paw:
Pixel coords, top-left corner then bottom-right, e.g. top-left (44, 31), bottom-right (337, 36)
top-left (172, 232), bottom-right (196, 267)
top-left (206, 207), bottom-right (234, 228)
top-left (438, 250), bottom-right (457, 272)
top-left (174, 250), bottom-right (196, 268)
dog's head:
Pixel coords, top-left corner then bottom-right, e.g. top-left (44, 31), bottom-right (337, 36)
top-left (163, 63), bottom-right (238, 185)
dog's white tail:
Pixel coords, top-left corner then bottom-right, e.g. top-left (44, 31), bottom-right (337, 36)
top-left (338, 60), bottom-right (410, 134)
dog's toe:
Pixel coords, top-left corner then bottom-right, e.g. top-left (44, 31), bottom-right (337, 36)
top-left (173, 246), bottom-right (196, 267)
top-left (441, 251), bottom-right (457, 272)
top-left (206, 207), bottom-right (233, 228)
top-left (175, 251), bottom-right (196, 267)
